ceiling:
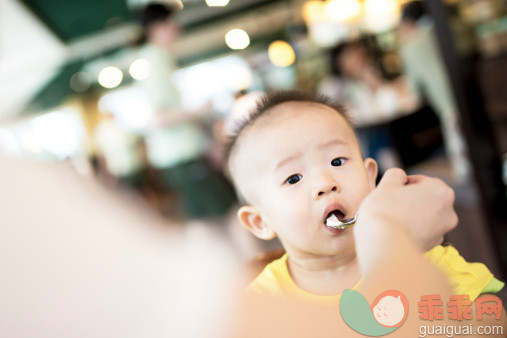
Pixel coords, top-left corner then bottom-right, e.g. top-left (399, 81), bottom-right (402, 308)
top-left (3, 0), bottom-right (301, 118)
top-left (19, 0), bottom-right (287, 42)
top-left (21, 0), bottom-right (133, 42)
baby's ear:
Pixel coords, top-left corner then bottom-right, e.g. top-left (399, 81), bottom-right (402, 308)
top-left (237, 205), bottom-right (276, 240)
top-left (364, 158), bottom-right (378, 189)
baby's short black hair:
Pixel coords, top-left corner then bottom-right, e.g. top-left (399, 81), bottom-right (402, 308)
top-left (224, 90), bottom-right (349, 183)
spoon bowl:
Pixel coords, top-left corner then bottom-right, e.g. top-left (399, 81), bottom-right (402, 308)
top-left (326, 213), bottom-right (358, 229)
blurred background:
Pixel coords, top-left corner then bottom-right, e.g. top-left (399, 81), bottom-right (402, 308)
top-left (1, 0), bottom-right (506, 279)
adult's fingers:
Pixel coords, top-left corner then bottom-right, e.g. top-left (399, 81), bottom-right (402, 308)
top-left (377, 168), bottom-right (408, 188)
top-left (406, 175), bottom-right (427, 185)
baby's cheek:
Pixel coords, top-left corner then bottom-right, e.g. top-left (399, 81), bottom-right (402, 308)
top-left (301, 222), bottom-right (317, 237)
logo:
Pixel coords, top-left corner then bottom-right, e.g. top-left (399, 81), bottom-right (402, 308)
top-left (418, 294), bottom-right (503, 321)
top-left (340, 289), bottom-right (408, 336)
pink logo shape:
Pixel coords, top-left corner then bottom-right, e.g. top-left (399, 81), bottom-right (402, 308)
top-left (371, 289), bottom-right (409, 327)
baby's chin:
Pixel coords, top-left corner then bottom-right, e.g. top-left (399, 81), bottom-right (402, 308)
top-left (319, 232), bottom-right (357, 256)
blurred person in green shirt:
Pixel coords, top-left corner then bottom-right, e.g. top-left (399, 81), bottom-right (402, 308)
top-left (136, 3), bottom-right (236, 220)
top-left (399, 1), bottom-right (471, 182)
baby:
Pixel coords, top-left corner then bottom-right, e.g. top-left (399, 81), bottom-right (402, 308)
top-left (225, 90), bottom-right (504, 302)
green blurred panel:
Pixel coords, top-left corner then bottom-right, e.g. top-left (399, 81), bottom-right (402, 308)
top-left (24, 61), bottom-right (85, 113)
top-left (21, 0), bottom-right (133, 41)
top-left (24, 46), bottom-right (126, 113)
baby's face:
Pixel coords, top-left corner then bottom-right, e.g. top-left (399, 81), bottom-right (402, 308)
top-left (231, 102), bottom-right (377, 257)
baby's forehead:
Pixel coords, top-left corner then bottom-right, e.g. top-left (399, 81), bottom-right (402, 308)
top-left (232, 101), bottom-right (355, 162)
top-left (252, 101), bottom-right (346, 129)
top-left (250, 101), bottom-right (351, 137)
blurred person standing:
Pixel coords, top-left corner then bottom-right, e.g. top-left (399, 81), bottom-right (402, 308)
top-left (136, 2), bottom-right (236, 221)
top-left (399, 1), bottom-right (471, 182)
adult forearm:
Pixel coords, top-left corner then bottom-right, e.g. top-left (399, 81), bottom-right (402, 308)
top-left (355, 216), bottom-right (453, 337)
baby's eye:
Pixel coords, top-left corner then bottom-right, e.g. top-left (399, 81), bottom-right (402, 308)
top-left (331, 157), bottom-right (346, 166)
top-left (285, 174), bottom-right (302, 185)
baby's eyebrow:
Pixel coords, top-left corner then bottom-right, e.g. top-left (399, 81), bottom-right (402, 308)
top-left (318, 138), bottom-right (348, 149)
top-left (274, 152), bottom-right (302, 172)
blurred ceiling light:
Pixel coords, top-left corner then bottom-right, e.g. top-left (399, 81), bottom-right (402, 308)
top-left (326, 0), bottom-right (361, 22)
top-left (69, 72), bottom-right (92, 93)
top-left (364, 0), bottom-right (398, 17)
top-left (302, 1), bottom-right (326, 24)
top-left (225, 29), bottom-right (250, 50)
top-left (205, 0), bottom-right (230, 6)
top-left (268, 40), bottom-right (296, 67)
top-left (98, 66), bottom-right (123, 89)
top-left (129, 58), bottom-right (150, 81)
top-left (363, 0), bottom-right (400, 32)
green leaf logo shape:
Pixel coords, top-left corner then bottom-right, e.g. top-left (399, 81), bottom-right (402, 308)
top-left (340, 289), bottom-right (408, 336)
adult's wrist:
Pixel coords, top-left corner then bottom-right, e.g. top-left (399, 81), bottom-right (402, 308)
top-left (353, 213), bottom-right (414, 274)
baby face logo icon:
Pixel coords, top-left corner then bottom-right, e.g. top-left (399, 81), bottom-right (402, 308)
top-left (371, 290), bottom-right (409, 327)
top-left (340, 289), bottom-right (408, 336)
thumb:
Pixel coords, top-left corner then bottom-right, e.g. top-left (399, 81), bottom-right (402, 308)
top-left (377, 168), bottom-right (408, 189)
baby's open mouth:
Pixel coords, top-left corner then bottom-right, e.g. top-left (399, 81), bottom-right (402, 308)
top-left (325, 210), bottom-right (346, 226)
top-left (325, 208), bottom-right (359, 229)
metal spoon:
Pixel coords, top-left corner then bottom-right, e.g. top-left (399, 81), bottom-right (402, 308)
top-left (326, 213), bottom-right (359, 229)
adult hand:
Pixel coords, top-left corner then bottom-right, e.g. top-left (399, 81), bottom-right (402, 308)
top-left (356, 168), bottom-right (458, 252)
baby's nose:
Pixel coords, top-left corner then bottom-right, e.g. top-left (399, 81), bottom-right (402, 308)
top-left (314, 182), bottom-right (340, 199)
top-left (317, 185), bottom-right (337, 196)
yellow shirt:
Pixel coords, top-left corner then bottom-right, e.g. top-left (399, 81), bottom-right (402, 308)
top-left (247, 245), bottom-right (504, 303)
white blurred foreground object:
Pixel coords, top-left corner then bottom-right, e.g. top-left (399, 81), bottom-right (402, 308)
top-left (0, 155), bottom-right (239, 338)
